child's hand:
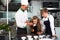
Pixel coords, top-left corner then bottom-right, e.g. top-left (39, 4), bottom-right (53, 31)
top-left (53, 34), bottom-right (57, 37)
top-left (31, 29), bottom-right (34, 32)
top-left (52, 34), bottom-right (57, 40)
top-left (52, 34), bottom-right (57, 38)
top-left (37, 32), bottom-right (43, 35)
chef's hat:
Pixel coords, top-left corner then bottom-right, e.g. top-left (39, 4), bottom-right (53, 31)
top-left (21, 0), bottom-right (29, 5)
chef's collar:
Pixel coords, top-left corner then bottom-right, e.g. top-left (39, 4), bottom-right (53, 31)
top-left (21, 8), bottom-right (25, 12)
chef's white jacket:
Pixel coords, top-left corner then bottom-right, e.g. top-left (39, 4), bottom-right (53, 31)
top-left (15, 9), bottom-right (28, 28)
top-left (42, 14), bottom-right (56, 36)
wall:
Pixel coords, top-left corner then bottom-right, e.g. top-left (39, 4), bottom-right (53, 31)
top-left (59, 1), bottom-right (60, 8)
top-left (8, 12), bottom-right (16, 18)
top-left (13, 0), bottom-right (21, 3)
top-left (7, 1), bottom-right (43, 19)
top-left (3, 12), bottom-right (7, 18)
top-left (31, 1), bottom-right (42, 18)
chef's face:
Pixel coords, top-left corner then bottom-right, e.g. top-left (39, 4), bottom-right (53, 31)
top-left (41, 12), bottom-right (48, 18)
top-left (21, 5), bottom-right (28, 10)
top-left (33, 19), bottom-right (37, 24)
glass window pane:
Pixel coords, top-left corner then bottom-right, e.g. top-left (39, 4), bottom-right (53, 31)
top-left (0, 0), bottom-right (7, 24)
top-left (0, 12), bottom-right (7, 24)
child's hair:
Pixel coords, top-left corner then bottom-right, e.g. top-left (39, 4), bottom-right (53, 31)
top-left (41, 8), bottom-right (48, 14)
top-left (32, 16), bottom-right (42, 32)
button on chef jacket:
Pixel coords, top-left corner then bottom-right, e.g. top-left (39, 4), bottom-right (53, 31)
top-left (42, 14), bottom-right (56, 36)
top-left (15, 9), bottom-right (28, 28)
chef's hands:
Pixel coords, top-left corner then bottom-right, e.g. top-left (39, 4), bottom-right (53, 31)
top-left (25, 21), bottom-right (33, 26)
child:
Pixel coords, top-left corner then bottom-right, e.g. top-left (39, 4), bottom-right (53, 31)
top-left (30, 16), bottom-right (44, 35)
top-left (41, 8), bottom-right (56, 38)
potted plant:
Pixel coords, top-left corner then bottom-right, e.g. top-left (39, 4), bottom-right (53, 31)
top-left (0, 23), bottom-right (11, 34)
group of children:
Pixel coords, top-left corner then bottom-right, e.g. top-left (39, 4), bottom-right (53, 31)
top-left (28, 8), bottom-right (57, 39)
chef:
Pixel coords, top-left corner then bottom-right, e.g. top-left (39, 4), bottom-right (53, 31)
top-left (15, 0), bottom-right (29, 40)
top-left (41, 8), bottom-right (57, 38)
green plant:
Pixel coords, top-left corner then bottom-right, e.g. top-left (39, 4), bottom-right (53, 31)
top-left (0, 24), bottom-right (11, 32)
